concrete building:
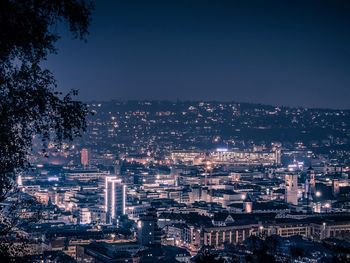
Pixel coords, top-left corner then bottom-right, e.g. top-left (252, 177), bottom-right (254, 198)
top-left (210, 148), bottom-right (278, 166)
top-left (137, 209), bottom-right (162, 247)
top-left (285, 174), bottom-right (298, 205)
top-left (105, 176), bottom-right (126, 224)
top-left (306, 166), bottom-right (316, 196)
top-left (79, 207), bottom-right (92, 225)
top-left (81, 148), bottom-right (89, 167)
top-left (332, 179), bottom-right (340, 196)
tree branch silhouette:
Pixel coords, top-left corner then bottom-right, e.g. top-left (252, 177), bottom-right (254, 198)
top-left (0, 0), bottom-right (93, 259)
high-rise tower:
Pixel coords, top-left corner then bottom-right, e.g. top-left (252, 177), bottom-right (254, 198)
top-left (285, 174), bottom-right (298, 205)
top-left (306, 166), bottom-right (316, 195)
top-left (114, 159), bottom-right (121, 176)
top-left (81, 148), bottom-right (89, 167)
top-left (137, 208), bottom-right (161, 247)
top-left (105, 176), bottom-right (126, 224)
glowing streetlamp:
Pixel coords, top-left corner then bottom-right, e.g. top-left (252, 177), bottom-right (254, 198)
top-left (258, 225), bottom-right (264, 237)
top-left (204, 161), bottom-right (212, 186)
top-left (324, 203), bottom-right (330, 213)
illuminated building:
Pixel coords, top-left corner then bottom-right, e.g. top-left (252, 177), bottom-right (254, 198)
top-left (272, 143), bottom-right (282, 165)
top-left (17, 174), bottom-right (23, 187)
top-left (170, 150), bottom-right (205, 164)
top-left (81, 148), bottom-right (89, 167)
top-left (137, 208), bottom-right (161, 247)
top-left (34, 191), bottom-right (50, 205)
top-left (285, 174), bottom-right (298, 205)
top-left (123, 154), bottom-right (153, 165)
top-left (288, 159), bottom-right (304, 171)
top-left (79, 208), bottom-right (92, 225)
top-left (210, 148), bottom-right (278, 166)
top-left (189, 185), bottom-right (201, 202)
top-left (192, 215), bottom-right (350, 249)
top-left (125, 203), bottom-right (151, 221)
top-left (65, 169), bottom-right (109, 182)
top-left (313, 202), bottom-right (321, 213)
top-left (306, 166), bottom-right (316, 195)
top-left (332, 179), bottom-right (340, 196)
top-left (203, 225), bottom-right (254, 246)
top-left (230, 172), bottom-right (241, 182)
top-left (114, 159), bottom-right (121, 176)
top-left (105, 176), bottom-right (126, 224)
top-left (244, 201), bottom-right (253, 213)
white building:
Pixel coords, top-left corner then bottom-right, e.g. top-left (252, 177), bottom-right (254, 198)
top-left (285, 174), bottom-right (298, 206)
top-left (105, 176), bottom-right (126, 224)
top-left (79, 207), bottom-right (92, 225)
top-left (210, 148), bottom-right (279, 166)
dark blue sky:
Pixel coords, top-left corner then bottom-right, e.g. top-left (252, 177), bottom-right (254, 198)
top-left (47, 0), bottom-right (350, 109)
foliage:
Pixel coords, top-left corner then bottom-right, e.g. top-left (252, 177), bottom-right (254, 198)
top-left (0, 0), bottom-right (93, 201)
top-left (242, 236), bottom-right (278, 263)
top-left (0, 0), bottom-right (93, 259)
top-left (289, 245), bottom-right (305, 259)
top-left (193, 246), bottom-right (225, 263)
top-left (0, 192), bottom-right (44, 260)
top-left (323, 240), bottom-right (350, 263)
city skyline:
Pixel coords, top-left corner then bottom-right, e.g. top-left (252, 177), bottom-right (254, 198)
top-left (2, 1), bottom-right (350, 262)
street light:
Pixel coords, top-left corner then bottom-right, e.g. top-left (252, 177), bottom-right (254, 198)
top-left (258, 226), bottom-right (264, 238)
top-left (324, 203), bottom-right (330, 213)
top-left (204, 161), bottom-right (212, 186)
top-left (205, 161), bottom-right (212, 171)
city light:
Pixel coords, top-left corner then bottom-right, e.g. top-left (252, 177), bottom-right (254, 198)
top-left (3, 0), bottom-right (349, 260)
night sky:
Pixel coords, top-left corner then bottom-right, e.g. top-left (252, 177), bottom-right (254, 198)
top-left (47, 0), bottom-right (350, 109)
